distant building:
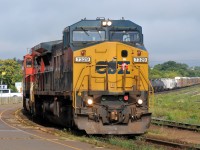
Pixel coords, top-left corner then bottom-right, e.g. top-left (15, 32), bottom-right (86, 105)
top-left (15, 82), bottom-right (22, 92)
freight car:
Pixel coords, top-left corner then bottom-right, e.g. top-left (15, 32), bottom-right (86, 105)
top-left (151, 77), bottom-right (200, 92)
top-left (23, 18), bottom-right (152, 134)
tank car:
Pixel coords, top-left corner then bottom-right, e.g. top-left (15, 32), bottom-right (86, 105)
top-left (150, 79), bottom-right (164, 92)
top-left (23, 18), bottom-right (152, 134)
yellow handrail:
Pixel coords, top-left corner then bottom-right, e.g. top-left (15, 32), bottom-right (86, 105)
top-left (73, 64), bottom-right (154, 111)
top-left (137, 67), bottom-right (154, 109)
top-left (148, 80), bottom-right (154, 109)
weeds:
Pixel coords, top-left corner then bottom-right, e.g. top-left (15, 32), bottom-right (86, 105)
top-left (151, 85), bottom-right (200, 124)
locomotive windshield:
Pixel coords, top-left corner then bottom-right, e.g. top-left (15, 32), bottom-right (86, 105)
top-left (26, 58), bottom-right (32, 67)
top-left (110, 31), bottom-right (140, 43)
top-left (73, 30), bottom-right (105, 42)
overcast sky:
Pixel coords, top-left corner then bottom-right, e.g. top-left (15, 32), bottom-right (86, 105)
top-left (0, 0), bottom-right (200, 66)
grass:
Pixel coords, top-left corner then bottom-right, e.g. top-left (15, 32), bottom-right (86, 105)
top-left (55, 129), bottom-right (165, 150)
top-left (150, 85), bottom-right (200, 125)
top-left (104, 136), bottom-right (164, 150)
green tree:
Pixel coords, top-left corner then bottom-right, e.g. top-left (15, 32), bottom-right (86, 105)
top-left (149, 61), bottom-right (200, 79)
top-left (0, 59), bottom-right (23, 91)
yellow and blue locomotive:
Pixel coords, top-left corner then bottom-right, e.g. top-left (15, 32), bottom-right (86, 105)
top-left (23, 18), bottom-right (151, 134)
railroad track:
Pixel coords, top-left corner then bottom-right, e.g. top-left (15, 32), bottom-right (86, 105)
top-left (145, 137), bottom-right (200, 150)
top-left (151, 117), bottom-right (200, 132)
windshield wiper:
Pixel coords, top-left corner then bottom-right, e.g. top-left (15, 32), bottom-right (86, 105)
top-left (81, 27), bottom-right (89, 36)
top-left (95, 28), bottom-right (102, 40)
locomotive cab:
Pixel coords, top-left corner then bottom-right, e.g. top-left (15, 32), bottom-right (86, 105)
top-left (23, 54), bottom-right (35, 111)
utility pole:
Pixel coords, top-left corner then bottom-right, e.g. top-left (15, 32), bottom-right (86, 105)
top-left (0, 64), bottom-right (6, 101)
top-left (0, 64), bottom-right (1, 102)
top-left (1, 72), bottom-right (3, 85)
top-left (0, 64), bottom-right (2, 86)
top-left (0, 63), bottom-right (6, 86)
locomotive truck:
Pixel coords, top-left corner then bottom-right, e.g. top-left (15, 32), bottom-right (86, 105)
top-left (23, 18), bottom-right (152, 134)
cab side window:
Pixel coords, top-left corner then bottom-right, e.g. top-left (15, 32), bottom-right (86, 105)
top-left (26, 58), bottom-right (32, 68)
top-left (63, 29), bottom-right (70, 49)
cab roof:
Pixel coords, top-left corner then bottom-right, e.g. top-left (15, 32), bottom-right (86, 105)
top-left (64, 18), bottom-right (142, 33)
top-left (31, 40), bottom-right (62, 53)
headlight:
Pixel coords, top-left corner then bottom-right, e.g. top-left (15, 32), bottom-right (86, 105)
top-left (87, 99), bottom-right (93, 105)
top-left (102, 21), bottom-right (107, 26)
top-left (137, 99), bottom-right (143, 105)
top-left (102, 21), bottom-right (112, 27)
top-left (86, 97), bottom-right (93, 106)
top-left (107, 21), bottom-right (112, 26)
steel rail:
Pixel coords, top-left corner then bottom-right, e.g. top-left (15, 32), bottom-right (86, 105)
top-left (151, 117), bottom-right (200, 132)
top-left (145, 137), bottom-right (200, 150)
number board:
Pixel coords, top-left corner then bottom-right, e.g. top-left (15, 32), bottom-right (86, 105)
top-left (75, 57), bottom-right (91, 63)
top-left (133, 57), bottom-right (148, 63)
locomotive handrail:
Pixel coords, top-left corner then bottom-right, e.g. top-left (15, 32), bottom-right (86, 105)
top-left (73, 64), bottom-right (109, 110)
top-left (74, 64), bottom-right (141, 94)
top-left (148, 80), bottom-right (154, 109)
top-left (73, 64), bottom-right (154, 110)
top-left (135, 66), bottom-right (154, 109)
top-left (75, 64), bottom-right (110, 83)
top-left (74, 64), bottom-right (109, 91)
top-left (74, 65), bottom-right (90, 91)
top-left (131, 65), bottom-right (154, 108)
top-left (73, 65), bottom-right (89, 109)
top-left (138, 68), bottom-right (149, 91)
top-left (133, 65), bottom-right (148, 91)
